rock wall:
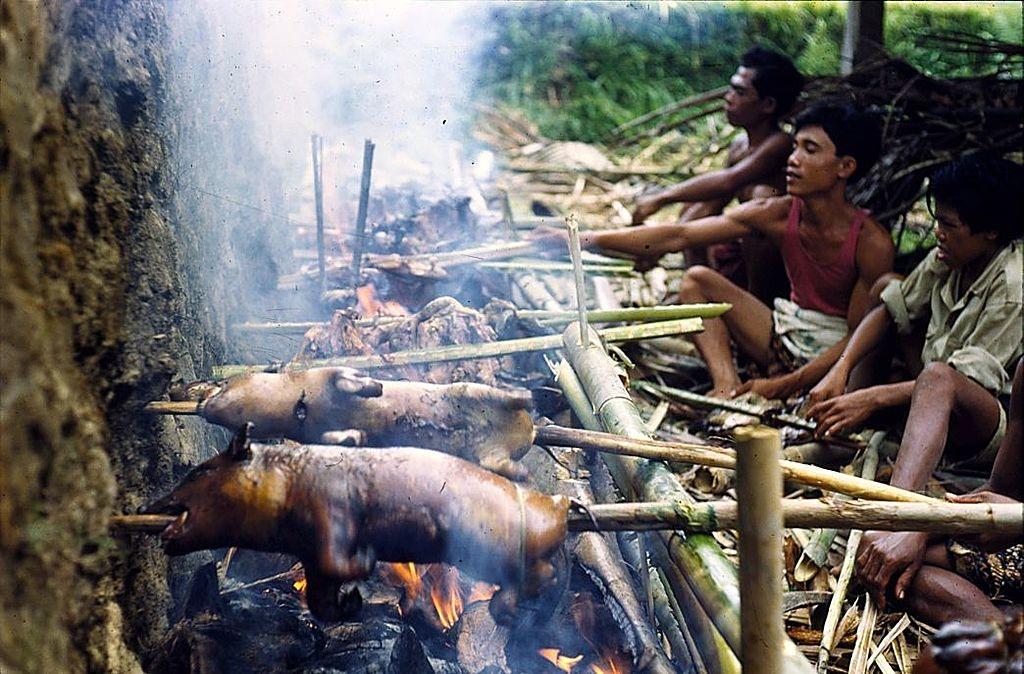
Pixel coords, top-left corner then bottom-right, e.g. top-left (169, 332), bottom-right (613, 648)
top-left (0, 1), bottom-right (284, 670)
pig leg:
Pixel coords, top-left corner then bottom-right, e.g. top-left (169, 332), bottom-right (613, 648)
top-left (315, 514), bottom-right (377, 582)
top-left (304, 568), bottom-right (363, 622)
top-left (476, 454), bottom-right (528, 482)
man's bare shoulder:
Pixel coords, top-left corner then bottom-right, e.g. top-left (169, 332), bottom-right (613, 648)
top-left (856, 215), bottom-right (896, 270)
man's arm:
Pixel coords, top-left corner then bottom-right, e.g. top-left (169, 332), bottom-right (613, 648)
top-left (633, 134), bottom-right (791, 223)
top-left (585, 197), bottom-right (788, 261)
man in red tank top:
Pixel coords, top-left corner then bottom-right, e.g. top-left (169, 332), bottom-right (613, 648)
top-left (535, 102), bottom-right (895, 398)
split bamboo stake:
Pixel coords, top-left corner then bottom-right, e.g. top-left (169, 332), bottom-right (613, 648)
top-left (565, 212), bottom-right (590, 349)
top-left (816, 431), bottom-right (883, 674)
top-left (535, 424), bottom-right (937, 504)
top-left (559, 322), bottom-right (815, 673)
top-left (735, 426), bottom-right (784, 674)
top-left (480, 260), bottom-right (637, 275)
top-left (212, 317), bottom-right (704, 378)
top-left (144, 401), bottom-right (201, 415)
top-left (565, 500), bottom-right (1023, 535)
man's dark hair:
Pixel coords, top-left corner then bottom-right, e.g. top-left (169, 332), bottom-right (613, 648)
top-left (928, 154), bottom-right (1024, 245)
top-left (793, 101), bottom-right (881, 183)
top-left (740, 46), bottom-right (804, 119)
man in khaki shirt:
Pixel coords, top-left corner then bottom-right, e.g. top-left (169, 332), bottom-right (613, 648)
top-left (805, 154), bottom-right (1023, 613)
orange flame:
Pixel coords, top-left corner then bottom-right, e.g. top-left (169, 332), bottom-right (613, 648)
top-left (538, 648), bottom-right (584, 672)
top-left (292, 578), bottom-right (307, 594)
top-left (355, 283), bottom-right (409, 318)
top-left (430, 581), bottom-right (464, 630)
top-left (590, 651), bottom-right (630, 674)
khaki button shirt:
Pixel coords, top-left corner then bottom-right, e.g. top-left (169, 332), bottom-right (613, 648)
top-left (881, 240), bottom-right (1023, 395)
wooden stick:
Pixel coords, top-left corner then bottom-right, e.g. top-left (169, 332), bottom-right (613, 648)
top-left (735, 426), bottom-right (784, 674)
top-left (612, 86), bottom-right (730, 136)
top-left (566, 500), bottom-right (1023, 535)
top-left (479, 260), bottom-right (636, 274)
top-left (535, 424), bottom-right (937, 504)
top-left (350, 138), bottom-right (375, 289)
top-left (635, 381), bottom-right (832, 439)
top-left (109, 514), bottom-right (175, 532)
top-left (144, 401), bottom-right (200, 415)
top-left (212, 317), bottom-right (704, 378)
top-left (816, 432), bottom-right (883, 673)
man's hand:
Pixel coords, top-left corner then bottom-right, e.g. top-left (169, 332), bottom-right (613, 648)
top-left (808, 366), bottom-right (848, 405)
top-left (806, 388), bottom-right (878, 438)
top-left (733, 374), bottom-right (800, 401)
top-left (632, 196), bottom-right (661, 226)
top-left (947, 491), bottom-right (1023, 551)
top-left (856, 531), bottom-right (929, 610)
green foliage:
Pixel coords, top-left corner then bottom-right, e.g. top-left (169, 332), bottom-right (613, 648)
top-left (477, 1), bottom-right (1022, 142)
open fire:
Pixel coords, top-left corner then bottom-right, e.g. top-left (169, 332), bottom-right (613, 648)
top-left (383, 561), bottom-right (497, 631)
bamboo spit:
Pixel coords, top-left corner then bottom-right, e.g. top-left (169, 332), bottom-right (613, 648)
top-left (567, 500), bottom-right (1023, 535)
top-left (349, 138), bottom-right (375, 289)
top-left (558, 322), bottom-right (816, 673)
top-left (109, 500), bottom-right (1022, 536)
top-left (535, 424), bottom-right (938, 504)
top-left (212, 317), bottom-right (704, 378)
top-left (735, 426), bottom-right (784, 674)
top-left (230, 303), bottom-right (730, 336)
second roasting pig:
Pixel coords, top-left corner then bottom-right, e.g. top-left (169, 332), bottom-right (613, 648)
top-left (192, 367), bottom-right (535, 480)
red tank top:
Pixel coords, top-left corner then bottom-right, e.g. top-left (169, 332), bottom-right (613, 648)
top-left (781, 197), bottom-right (868, 318)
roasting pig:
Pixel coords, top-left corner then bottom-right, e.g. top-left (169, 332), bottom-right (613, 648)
top-left (180, 366), bottom-right (534, 480)
top-left (143, 425), bottom-right (569, 624)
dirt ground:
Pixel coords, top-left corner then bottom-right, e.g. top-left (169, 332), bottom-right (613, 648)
top-left (1, 1), bottom-right (285, 671)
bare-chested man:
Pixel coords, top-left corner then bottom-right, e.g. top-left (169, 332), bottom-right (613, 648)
top-left (631, 46), bottom-right (804, 303)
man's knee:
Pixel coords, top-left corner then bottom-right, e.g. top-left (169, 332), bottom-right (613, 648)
top-left (869, 272), bottom-right (903, 306)
top-left (681, 265), bottom-right (722, 291)
top-left (917, 362), bottom-right (960, 398)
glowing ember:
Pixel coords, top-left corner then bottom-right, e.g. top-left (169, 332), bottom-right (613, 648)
top-left (292, 577), bottom-right (307, 594)
top-left (466, 581), bottom-right (498, 604)
top-left (538, 648), bottom-right (584, 672)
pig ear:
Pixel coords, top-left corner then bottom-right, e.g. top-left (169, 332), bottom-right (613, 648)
top-left (225, 422), bottom-right (254, 461)
top-left (331, 368), bottom-right (383, 398)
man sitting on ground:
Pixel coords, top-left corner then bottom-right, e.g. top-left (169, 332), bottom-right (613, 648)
top-left (538, 102), bottom-right (894, 399)
top-left (631, 46), bottom-right (803, 304)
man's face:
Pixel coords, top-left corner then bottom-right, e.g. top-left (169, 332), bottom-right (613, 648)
top-left (724, 67), bottom-right (773, 127)
top-left (932, 201), bottom-right (997, 268)
top-left (785, 126), bottom-right (853, 196)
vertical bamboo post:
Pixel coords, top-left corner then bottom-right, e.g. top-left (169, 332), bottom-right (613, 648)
top-left (734, 426), bottom-right (785, 674)
top-left (311, 134), bottom-right (326, 295)
top-left (350, 138), bottom-right (376, 291)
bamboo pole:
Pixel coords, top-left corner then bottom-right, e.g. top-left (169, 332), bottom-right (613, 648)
top-left (734, 425), bottom-right (784, 674)
top-left (350, 138), bottom-right (375, 289)
top-left (110, 498), bottom-right (1022, 536)
top-left (311, 134), bottom-right (326, 295)
top-left (565, 213), bottom-right (591, 349)
top-left (569, 499), bottom-right (1022, 535)
top-left (816, 432), bottom-right (883, 673)
top-left (480, 260), bottom-right (637, 274)
top-left (212, 317), bottom-right (704, 378)
top-left (229, 304), bottom-right (731, 336)
top-left (535, 424), bottom-right (938, 504)
top-left (556, 358), bottom-right (738, 674)
top-left (559, 322), bottom-right (815, 673)
top-left (612, 86), bottom-right (730, 136)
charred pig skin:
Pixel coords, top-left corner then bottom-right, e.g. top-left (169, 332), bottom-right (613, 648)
top-left (195, 367), bottom-right (534, 480)
top-left (144, 425), bottom-right (568, 624)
